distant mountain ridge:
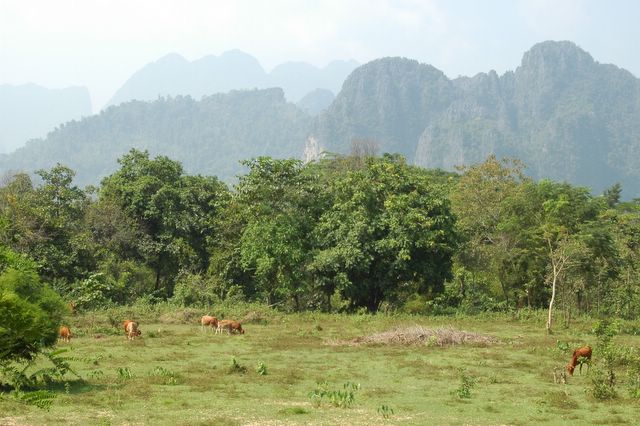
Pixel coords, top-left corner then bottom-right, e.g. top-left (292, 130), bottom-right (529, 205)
top-left (106, 50), bottom-right (358, 107)
top-left (313, 41), bottom-right (640, 196)
top-left (0, 84), bottom-right (92, 154)
top-left (2, 41), bottom-right (640, 197)
top-left (0, 88), bottom-right (310, 186)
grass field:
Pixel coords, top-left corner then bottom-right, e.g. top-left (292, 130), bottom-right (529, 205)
top-left (1, 307), bottom-right (639, 425)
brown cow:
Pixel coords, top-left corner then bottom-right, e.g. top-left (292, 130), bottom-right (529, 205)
top-left (216, 319), bottom-right (245, 335)
top-left (200, 315), bottom-right (218, 332)
top-left (123, 320), bottom-right (142, 340)
top-left (59, 326), bottom-right (72, 342)
top-left (567, 346), bottom-right (592, 375)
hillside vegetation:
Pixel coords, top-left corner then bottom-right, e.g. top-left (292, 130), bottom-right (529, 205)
top-left (0, 89), bottom-right (311, 186)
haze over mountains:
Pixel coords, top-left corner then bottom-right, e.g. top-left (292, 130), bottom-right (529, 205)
top-left (0, 84), bottom-right (91, 154)
top-left (1, 41), bottom-right (639, 197)
top-left (106, 50), bottom-right (358, 107)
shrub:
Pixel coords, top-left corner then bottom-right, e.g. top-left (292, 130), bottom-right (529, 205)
top-left (454, 369), bottom-right (476, 399)
top-left (0, 269), bottom-right (66, 363)
top-left (308, 381), bottom-right (360, 408)
top-left (628, 364), bottom-right (640, 398)
top-left (150, 366), bottom-right (178, 385)
top-left (227, 358), bottom-right (247, 374)
top-left (590, 367), bottom-right (617, 400)
top-left (171, 272), bottom-right (221, 307)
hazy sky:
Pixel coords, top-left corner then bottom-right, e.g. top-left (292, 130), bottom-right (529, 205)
top-left (1, 0), bottom-right (639, 111)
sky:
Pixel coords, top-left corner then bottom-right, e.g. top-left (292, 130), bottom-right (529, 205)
top-left (1, 0), bottom-right (639, 111)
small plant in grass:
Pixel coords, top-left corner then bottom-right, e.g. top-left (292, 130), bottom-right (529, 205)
top-left (556, 340), bottom-right (570, 353)
top-left (627, 364), bottom-right (640, 398)
top-left (150, 366), bottom-right (178, 385)
top-left (88, 369), bottom-right (104, 380)
top-left (117, 367), bottom-right (135, 380)
top-left (590, 367), bottom-right (617, 400)
top-left (454, 369), bottom-right (476, 399)
top-left (308, 381), bottom-right (360, 408)
top-left (377, 404), bottom-right (394, 419)
top-left (256, 361), bottom-right (267, 376)
top-left (227, 357), bottom-right (247, 374)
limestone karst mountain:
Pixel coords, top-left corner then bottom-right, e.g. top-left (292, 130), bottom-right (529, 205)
top-left (3, 41), bottom-right (639, 196)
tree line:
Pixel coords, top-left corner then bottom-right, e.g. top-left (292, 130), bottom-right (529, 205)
top-left (1, 148), bottom-right (639, 327)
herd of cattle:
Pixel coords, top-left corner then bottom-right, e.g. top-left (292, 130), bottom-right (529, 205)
top-left (58, 314), bottom-right (245, 342)
top-left (58, 314), bottom-right (592, 377)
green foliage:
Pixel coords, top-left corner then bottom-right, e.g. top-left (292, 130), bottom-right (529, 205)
top-left (255, 361), bottom-right (267, 376)
top-left (16, 389), bottom-right (57, 410)
top-left (377, 404), bottom-right (395, 419)
top-left (590, 367), bottom-right (617, 400)
top-left (627, 362), bottom-right (640, 398)
top-left (116, 367), bottom-right (135, 380)
top-left (0, 269), bottom-right (66, 363)
top-left (0, 348), bottom-right (80, 392)
top-left (312, 155), bottom-right (458, 311)
top-left (454, 369), bottom-right (476, 399)
top-left (308, 381), bottom-right (360, 408)
top-left (150, 366), bottom-right (178, 385)
top-left (171, 272), bottom-right (220, 307)
top-left (227, 358), bottom-right (247, 374)
top-left (100, 149), bottom-right (229, 298)
top-left (0, 167), bottom-right (94, 285)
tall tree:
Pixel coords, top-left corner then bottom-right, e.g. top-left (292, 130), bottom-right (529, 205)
top-left (100, 149), bottom-right (228, 296)
top-left (312, 155), bottom-right (457, 311)
top-left (451, 156), bottom-right (529, 306)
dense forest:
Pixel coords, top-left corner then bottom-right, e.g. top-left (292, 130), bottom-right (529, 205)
top-left (2, 147), bottom-right (639, 331)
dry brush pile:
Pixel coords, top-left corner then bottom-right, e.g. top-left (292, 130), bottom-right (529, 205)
top-left (330, 326), bottom-right (499, 347)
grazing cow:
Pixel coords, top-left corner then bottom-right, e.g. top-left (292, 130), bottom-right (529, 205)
top-left (216, 319), bottom-right (245, 335)
top-left (59, 326), bottom-right (72, 342)
top-left (123, 320), bottom-right (142, 340)
top-left (200, 315), bottom-right (219, 332)
top-left (567, 346), bottom-right (592, 375)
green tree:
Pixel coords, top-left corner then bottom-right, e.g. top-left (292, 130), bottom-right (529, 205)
top-left (0, 166), bottom-right (93, 284)
top-left (100, 149), bottom-right (228, 297)
top-left (232, 157), bottom-right (317, 309)
top-left (312, 155), bottom-right (457, 311)
top-left (451, 156), bottom-right (529, 306)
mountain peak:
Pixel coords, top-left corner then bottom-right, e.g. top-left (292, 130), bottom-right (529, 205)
top-left (519, 40), bottom-right (595, 73)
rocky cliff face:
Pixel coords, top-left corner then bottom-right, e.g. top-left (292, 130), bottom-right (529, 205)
top-left (314, 41), bottom-right (640, 195)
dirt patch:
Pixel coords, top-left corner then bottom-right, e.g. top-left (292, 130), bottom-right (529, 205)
top-left (330, 325), bottom-right (499, 347)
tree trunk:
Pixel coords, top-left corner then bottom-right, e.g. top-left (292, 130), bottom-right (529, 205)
top-left (547, 264), bottom-right (558, 334)
top-left (154, 265), bottom-right (162, 292)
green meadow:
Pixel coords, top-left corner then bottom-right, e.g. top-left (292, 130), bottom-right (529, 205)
top-left (1, 307), bottom-right (639, 425)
